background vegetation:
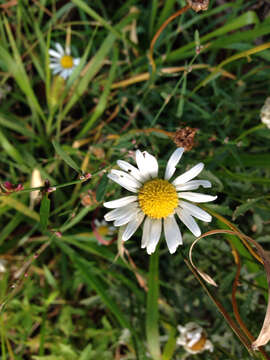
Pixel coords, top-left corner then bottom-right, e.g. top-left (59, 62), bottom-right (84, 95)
top-left (0, 0), bottom-right (270, 359)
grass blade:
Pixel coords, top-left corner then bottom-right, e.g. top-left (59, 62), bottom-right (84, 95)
top-left (52, 140), bottom-right (81, 173)
top-left (146, 250), bottom-right (161, 360)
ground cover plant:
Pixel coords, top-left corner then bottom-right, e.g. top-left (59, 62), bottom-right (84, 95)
top-left (0, 0), bottom-right (270, 359)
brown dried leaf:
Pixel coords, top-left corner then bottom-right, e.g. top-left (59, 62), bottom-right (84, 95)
top-left (189, 232), bottom-right (219, 287)
top-left (243, 236), bottom-right (270, 349)
top-left (196, 269), bottom-right (218, 287)
top-left (186, 0), bottom-right (209, 12)
top-left (190, 227), bottom-right (270, 349)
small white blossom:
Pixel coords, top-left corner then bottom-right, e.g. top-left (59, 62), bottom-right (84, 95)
top-left (177, 322), bottom-right (214, 354)
top-left (260, 97), bottom-right (270, 129)
top-left (0, 259), bottom-right (7, 273)
top-left (49, 43), bottom-right (80, 79)
top-left (94, 219), bottom-right (116, 236)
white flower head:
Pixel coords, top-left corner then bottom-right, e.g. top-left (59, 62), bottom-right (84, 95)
top-left (49, 43), bottom-right (80, 79)
top-left (104, 148), bottom-right (217, 255)
top-left (177, 322), bottom-right (214, 354)
top-left (0, 259), bottom-right (7, 273)
top-left (260, 97), bottom-right (270, 129)
top-left (94, 219), bottom-right (116, 236)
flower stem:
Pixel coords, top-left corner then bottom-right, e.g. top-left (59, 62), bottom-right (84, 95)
top-left (146, 249), bottom-right (161, 360)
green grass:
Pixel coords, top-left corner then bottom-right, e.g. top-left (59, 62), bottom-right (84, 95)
top-left (0, 0), bottom-right (270, 359)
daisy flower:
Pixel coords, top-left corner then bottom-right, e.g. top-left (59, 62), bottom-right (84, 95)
top-left (104, 148), bottom-right (217, 255)
top-left (260, 97), bottom-right (270, 129)
top-left (177, 322), bottom-right (214, 354)
top-left (49, 43), bottom-right (80, 79)
top-left (94, 219), bottom-right (116, 237)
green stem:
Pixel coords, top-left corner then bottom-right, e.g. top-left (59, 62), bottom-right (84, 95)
top-left (146, 249), bottom-right (161, 360)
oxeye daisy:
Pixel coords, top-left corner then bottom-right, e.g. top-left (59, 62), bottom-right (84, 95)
top-left (49, 43), bottom-right (80, 79)
top-left (104, 148), bottom-right (217, 255)
top-left (94, 219), bottom-right (116, 237)
top-left (177, 322), bottom-right (214, 354)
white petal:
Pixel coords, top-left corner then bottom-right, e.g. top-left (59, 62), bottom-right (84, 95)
top-left (165, 148), bottom-right (184, 180)
top-left (175, 180), bottom-right (211, 191)
top-left (67, 69), bottom-right (73, 77)
top-left (179, 201), bottom-right (212, 222)
top-left (55, 43), bottom-right (64, 55)
top-left (141, 217), bottom-right (151, 249)
top-left (113, 208), bottom-right (140, 226)
top-left (49, 49), bottom-right (61, 58)
top-left (49, 63), bottom-right (60, 69)
top-left (111, 169), bottom-right (142, 188)
top-left (60, 69), bottom-right (69, 79)
top-left (104, 203), bottom-right (137, 222)
top-left (122, 212), bottom-right (145, 241)
top-left (178, 192), bottom-right (217, 203)
top-left (73, 58), bottom-right (80, 66)
top-left (176, 208), bottom-right (201, 237)
top-left (135, 150), bottom-right (155, 180)
top-left (172, 163), bottom-right (204, 186)
top-left (146, 219), bottom-right (162, 255)
top-left (164, 215), bottom-right (182, 253)
top-left (104, 196), bottom-right (138, 208)
top-left (117, 160), bottom-right (145, 182)
top-left (108, 173), bottom-right (139, 193)
top-left (94, 219), bottom-right (99, 226)
top-left (52, 68), bottom-right (61, 74)
top-left (144, 151), bottom-right (159, 178)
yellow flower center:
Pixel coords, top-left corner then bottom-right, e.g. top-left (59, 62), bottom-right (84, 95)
top-left (187, 333), bottom-right (207, 352)
top-left (138, 179), bottom-right (178, 219)
top-left (97, 226), bottom-right (110, 236)
top-left (60, 55), bottom-right (73, 69)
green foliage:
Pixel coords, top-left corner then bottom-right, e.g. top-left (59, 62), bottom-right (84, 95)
top-left (0, 0), bottom-right (270, 359)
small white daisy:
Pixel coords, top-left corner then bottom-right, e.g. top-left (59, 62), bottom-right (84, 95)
top-left (94, 219), bottom-right (116, 237)
top-left (49, 43), bottom-right (80, 79)
top-left (104, 148), bottom-right (217, 255)
top-left (0, 259), bottom-right (7, 273)
top-left (260, 97), bottom-right (270, 129)
top-left (177, 322), bottom-right (214, 354)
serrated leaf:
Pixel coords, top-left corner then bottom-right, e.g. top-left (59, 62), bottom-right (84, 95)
top-left (40, 196), bottom-right (50, 230)
top-left (202, 170), bottom-right (223, 191)
top-left (233, 197), bottom-right (264, 220)
top-left (96, 174), bottom-right (108, 202)
top-left (79, 344), bottom-right (93, 360)
top-left (52, 140), bottom-right (80, 173)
